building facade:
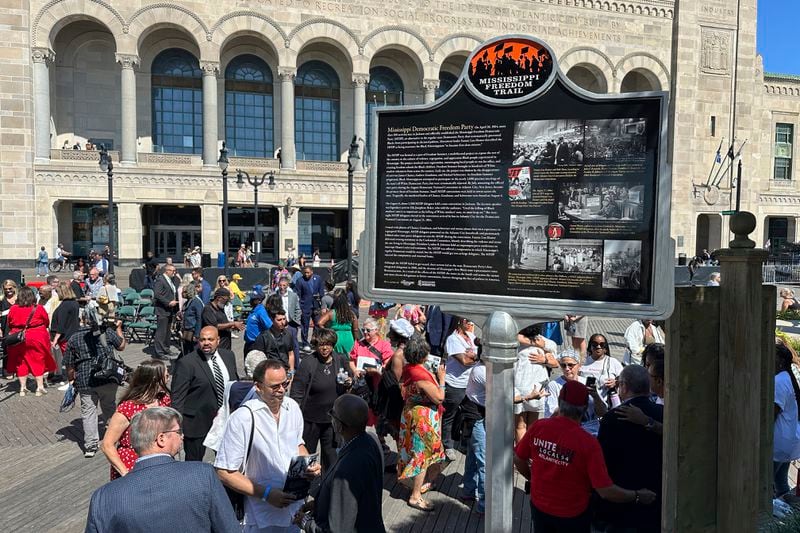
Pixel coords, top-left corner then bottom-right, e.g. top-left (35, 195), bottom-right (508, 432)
top-left (0, 0), bottom-right (797, 264)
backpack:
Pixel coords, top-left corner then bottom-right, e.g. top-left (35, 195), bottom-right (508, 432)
top-left (88, 329), bottom-right (129, 385)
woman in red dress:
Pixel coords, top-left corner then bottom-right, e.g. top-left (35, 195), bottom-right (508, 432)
top-left (8, 286), bottom-right (55, 396)
top-left (101, 359), bottom-right (171, 479)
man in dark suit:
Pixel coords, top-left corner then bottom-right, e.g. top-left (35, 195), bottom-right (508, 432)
top-left (171, 326), bottom-right (239, 461)
top-left (153, 264), bottom-right (179, 360)
top-left (85, 407), bottom-right (240, 533)
top-left (555, 136), bottom-right (570, 165)
top-left (193, 267), bottom-right (213, 304)
top-left (596, 365), bottom-right (664, 533)
top-left (295, 266), bottom-right (325, 350)
top-left (294, 395), bottom-right (386, 533)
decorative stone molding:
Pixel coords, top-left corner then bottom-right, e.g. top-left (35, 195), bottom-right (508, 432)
top-left (700, 27), bottom-right (732, 76)
top-left (765, 84), bottom-right (800, 97)
top-left (115, 53), bottom-right (140, 70)
top-left (229, 157), bottom-right (280, 170)
top-left (127, 3), bottom-right (211, 39)
top-left (422, 79), bottom-right (440, 92)
top-left (32, 0), bottom-right (126, 47)
top-left (760, 194), bottom-right (800, 204)
top-left (286, 17), bottom-right (361, 53)
top-left (138, 153), bottom-right (194, 165)
top-left (296, 161), bottom-right (349, 173)
top-left (362, 25), bottom-right (434, 61)
top-left (352, 73), bottom-right (370, 88)
top-left (200, 61), bottom-right (220, 75)
top-left (31, 47), bottom-right (55, 64)
top-left (50, 149), bottom-right (119, 161)
top-left (278, 67), bottom-right (296, 81)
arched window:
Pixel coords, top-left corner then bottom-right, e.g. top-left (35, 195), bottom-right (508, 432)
top-left (436, 72), bottom-right (458, 99)
top-left (566, 64), bottom-right (608, 94)
top-left (151, 49), bottom-right (202, 154)
top-left (224, 55), bottom-right (274, 158)
top-left (365, 66), bottom-right (404, 163)
top-left (295, 61), bottom-right (340, 161)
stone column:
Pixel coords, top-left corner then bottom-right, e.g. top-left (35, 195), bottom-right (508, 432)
top-left (117, 202), bottom-right (142, 261)
top-left (422, 78), bottom-right (439, 104)
top-left (201, 202), bottom-right (222, 257)
top-left (279, 199), bottom-right (299, 259)
top-left (201, 61), bottom-right (220, 168)
top-left (32, 47), bottom-right (54, 162)
top-left (279, 67), bottom-right (296, 169)
top-left (352, 73), bottom-right (369, 170)
top-left (116, 54), bottom-right (139, 164)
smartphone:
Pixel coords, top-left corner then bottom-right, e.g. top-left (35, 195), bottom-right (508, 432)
top-left (585, 376), bottom-right (597, 387)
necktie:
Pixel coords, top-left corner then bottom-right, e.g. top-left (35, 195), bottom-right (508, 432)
top-left (211, 356), bottom-right (225, 408)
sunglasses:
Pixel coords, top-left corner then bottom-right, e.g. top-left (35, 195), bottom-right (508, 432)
top-left (589, 342), bottom-right (608, 348)
top-left (559, 362), bottom-right (578, 369)
top-left (218, 280), bottom-right (228, 284)
top-left (262, 380), bottom-right (291, 392)
top-left (361, 328), bottom-right (378, 334)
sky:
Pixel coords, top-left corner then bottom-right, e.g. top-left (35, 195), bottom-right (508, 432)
top-left (757, 0), bottom-right (800, 75)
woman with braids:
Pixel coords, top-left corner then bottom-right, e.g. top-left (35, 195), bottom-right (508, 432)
top-left (317, 288), bottom-right (358, 354)
top-left (101, 360), bottom-right (171, 479)
top-left (774, 342), bottom-right (800, 498)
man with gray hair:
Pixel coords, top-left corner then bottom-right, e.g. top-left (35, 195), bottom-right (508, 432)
top-left (514, 380), bottom-right (656, 532)
top-left (595, 365), bottom-right (664, 532)
top-left (85, 407), bottom-right (240, 533)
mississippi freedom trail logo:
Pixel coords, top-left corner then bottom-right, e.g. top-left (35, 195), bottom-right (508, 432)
top-left (468, 38), bottom-right (554, 100)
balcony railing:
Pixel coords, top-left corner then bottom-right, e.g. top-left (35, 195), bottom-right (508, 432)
top-left (296, 160), bottom-right (348, 172)
top-left (51, 148), bottom-right (119, 161)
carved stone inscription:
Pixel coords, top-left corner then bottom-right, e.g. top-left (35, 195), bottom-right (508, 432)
top-left (701, 27), bottom-right (732, 76)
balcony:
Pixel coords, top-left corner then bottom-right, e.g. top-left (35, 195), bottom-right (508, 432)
top-left (50, 148), bottom-right (119, 162)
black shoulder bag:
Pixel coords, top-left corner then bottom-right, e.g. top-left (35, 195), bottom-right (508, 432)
top-left (2, 305), bottom-right (36, 348)
top-left (226, 406), bottom-right (255, 522)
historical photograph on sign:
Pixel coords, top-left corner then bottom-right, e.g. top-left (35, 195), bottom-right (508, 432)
top-left (557, 182), bottom-right (644, 221)
top-left (512, 119), bottom-right (585, 166)
top-left (547, 239), bottom-right (603, 273)
top-left (509, 215), bottom-right (549, 270)
top-left (584, 118), bottom-right (647, 161)
top-left (508, 166), bottom-right (532, 201)
top-left (602, 240), bottom-right (642, 289)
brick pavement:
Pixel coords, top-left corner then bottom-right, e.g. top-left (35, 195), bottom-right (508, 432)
top-left (0, 314), bottom-right (640, 532)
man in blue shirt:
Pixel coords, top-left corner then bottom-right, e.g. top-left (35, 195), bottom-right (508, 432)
top-left (192, 267), bottom-right (213, 304)
top-left (294, 266), bottom-right (324, 351)
top-left (243, 287), bottom-right (271, 356)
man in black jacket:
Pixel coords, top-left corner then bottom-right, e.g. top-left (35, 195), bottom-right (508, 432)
top-left (596, 364), bottom-right (664, 533)
top-left (153, 264), bottom-right (179, 360)
top-left (171, 326), bottom-right (239, 461)
top-left (294, 395), bottom-right (386, 533)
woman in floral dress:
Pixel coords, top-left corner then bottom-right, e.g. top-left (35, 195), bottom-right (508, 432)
top-left (101, 360), bottom-right (171, 479)
top-left (397, 334), bottom-right (447, 512)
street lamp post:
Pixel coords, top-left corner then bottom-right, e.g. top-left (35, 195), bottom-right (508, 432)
top-left (347, 135), bottom-right (360, 281)
top-left (98, 144), bottom-right (114, 274)
top-left (236, 169), bottom-right (275, 267)
top-left (218, 142), bottom-right (230, 271)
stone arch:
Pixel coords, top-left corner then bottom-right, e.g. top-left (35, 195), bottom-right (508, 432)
top-left (560, 47), bottom-right (615, 91)
top-left (565, 64), bottom-right (609, 93)
top-left (431, 33), bottom-right (482, 66)
top-left (33, 0), bottom-right (125, 50)
top-left (616, 53), bottom-right (669, 91)
top-left (288, 18), bottom-right (360, 69)
top-left (209, 11), bottom-right (286, 59)
top-left (362, 26), bottom-right (432, 79)
top-left (128, 3), bottom-right (208, 56)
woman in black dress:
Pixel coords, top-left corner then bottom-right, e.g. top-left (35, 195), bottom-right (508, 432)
top-left (289, 327), bottom-right (352, 471)
top-left (50, 282), bottom-right (81, 384)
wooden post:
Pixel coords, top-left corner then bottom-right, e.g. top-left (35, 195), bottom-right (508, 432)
top-left (663, 286), bottom-right (721, 532)
top-left (715, 212), bottom-right (769, 532)
top-left (760, 284), bottom-right (777, 515)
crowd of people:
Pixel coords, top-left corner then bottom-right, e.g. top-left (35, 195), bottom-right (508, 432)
top-left (7, 253), bottom-right (799, 532)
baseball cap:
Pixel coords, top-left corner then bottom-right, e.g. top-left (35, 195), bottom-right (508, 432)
top-left (232, 273), bottom-right (242, 280)
top-left (213, 288), bottom-right (230, 300)
top-left (559, 380), bottom-right (589, 407)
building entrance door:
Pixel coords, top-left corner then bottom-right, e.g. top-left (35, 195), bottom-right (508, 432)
top-left (151, 227), bottom-right (202, 259)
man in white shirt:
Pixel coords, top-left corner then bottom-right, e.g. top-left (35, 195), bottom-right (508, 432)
top-left (215, 359), bottom-right (321, 532)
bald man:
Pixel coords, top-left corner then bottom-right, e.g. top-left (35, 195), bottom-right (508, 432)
top-left (295, 395), bottom-right (386, 532)
top-left (171, 326), bottom-right (239, 461)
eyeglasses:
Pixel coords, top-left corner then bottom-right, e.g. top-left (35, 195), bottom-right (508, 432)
top-left (559, 362), bottom-right (578, 369)
top-left (362, 328), bottom-right (377, 334)
top-left (262, 380), bottom-right (291, 391)
top-left (328, 408), bottom-right (344, 424)
top-left (161, 428), bottom-right (183, 436)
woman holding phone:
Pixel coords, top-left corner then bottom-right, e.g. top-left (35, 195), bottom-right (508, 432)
top-left (441, 317), bottom-right (478, 459)
top-left (582, 333), bottom-right (624, 406)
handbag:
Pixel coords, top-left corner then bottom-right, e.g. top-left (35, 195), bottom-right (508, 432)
top-left (226, 406), bottom-right (255, 522)
top-left (2, 305), bottom-right (37, 348)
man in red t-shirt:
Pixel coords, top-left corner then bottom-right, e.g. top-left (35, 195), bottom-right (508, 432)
top-left (514, 380), bottom-right (656, 533)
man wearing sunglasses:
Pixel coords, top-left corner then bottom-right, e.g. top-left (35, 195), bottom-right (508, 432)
top-left (86, 407), bottom-right (240, 533)
top-left (216, 359), bottom-right (321, 531)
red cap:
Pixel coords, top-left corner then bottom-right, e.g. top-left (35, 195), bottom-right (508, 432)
top-left (559, 380), bottom-right (589, 407)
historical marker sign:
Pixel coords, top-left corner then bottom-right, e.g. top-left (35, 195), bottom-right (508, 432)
top-left (360, 35), bottom-right (673, 320)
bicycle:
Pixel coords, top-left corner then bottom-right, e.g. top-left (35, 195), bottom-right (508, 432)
top-left (48, 256), bottom-right (74, 273)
